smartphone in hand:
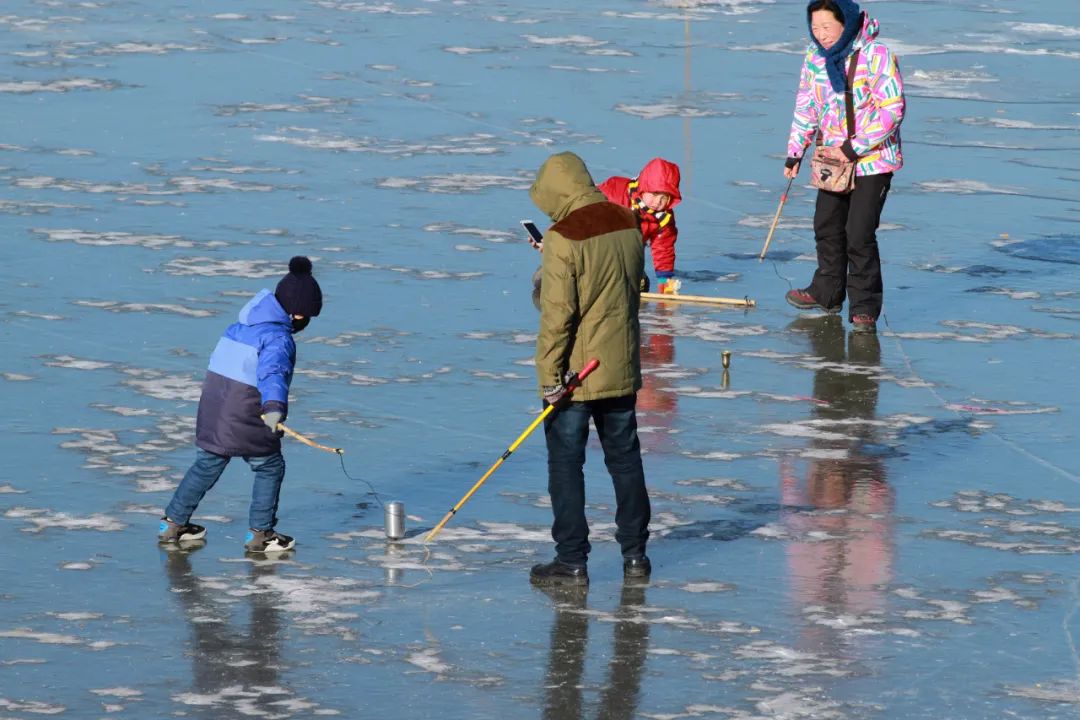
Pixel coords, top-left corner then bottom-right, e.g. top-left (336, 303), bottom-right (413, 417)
top-left (521, 220), bottom-right (543, 250)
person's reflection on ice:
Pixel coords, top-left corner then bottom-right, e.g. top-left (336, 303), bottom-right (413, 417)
top-left (538, 583), bottom-right (650, 720)
top-left (597, 583), bottom-right (649, 719)
top-left (781, 316), bottom-right (894, 651)
top-left (162, 546), bottom-right (290, 717)
top-left (638, 304), bottom-right (679, 455)
top-left (540, 586), bottom-right (587, 720)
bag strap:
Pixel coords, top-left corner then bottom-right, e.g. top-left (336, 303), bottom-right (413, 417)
top-left (844, 51), bottom-right (859, 140)
top-left (814, 51), bottom-right (860, 146)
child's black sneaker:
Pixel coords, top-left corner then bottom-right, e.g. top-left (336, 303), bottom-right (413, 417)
top-left (244, 529), bottom-right (295, 553)
top-left (158, 516), bottom-right (206, 543)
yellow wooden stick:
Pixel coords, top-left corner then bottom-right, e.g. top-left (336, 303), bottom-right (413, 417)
top-left (641, 292), bottom-right (755, 307)
top-left (278, 423), bottom-right (343, 455)
top-left (424, 358), bottom-right (600, 543)
top-left (425, 404), bottom-right (555, 543)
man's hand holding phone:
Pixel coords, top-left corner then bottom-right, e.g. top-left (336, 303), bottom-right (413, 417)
top-left (521, 220), bottom-right (544, 252)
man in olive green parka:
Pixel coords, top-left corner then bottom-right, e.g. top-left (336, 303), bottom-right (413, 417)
top-left (530, 151), bottom-right (652, 587)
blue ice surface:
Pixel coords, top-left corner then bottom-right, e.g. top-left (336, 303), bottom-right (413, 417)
top-left (997, 234), bottom-right (1080, 265)
top-left (1, 0), bottom-right (1079, 717)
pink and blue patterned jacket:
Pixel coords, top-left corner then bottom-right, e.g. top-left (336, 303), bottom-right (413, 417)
top-left (787, 14), bottom-right (905, 176)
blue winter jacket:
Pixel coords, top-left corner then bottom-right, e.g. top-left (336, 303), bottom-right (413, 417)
top-left (195, 289), bottom-right (296, 457)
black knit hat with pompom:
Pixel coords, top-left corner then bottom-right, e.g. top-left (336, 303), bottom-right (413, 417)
top-left (275, 256), bottom-right (322, 317)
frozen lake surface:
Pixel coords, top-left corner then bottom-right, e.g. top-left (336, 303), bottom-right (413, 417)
top-left (2, 0), bottom-right (1079, 717)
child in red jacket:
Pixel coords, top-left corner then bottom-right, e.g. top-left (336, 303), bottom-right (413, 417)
top-left (598, 157), bottom-right (682, 293)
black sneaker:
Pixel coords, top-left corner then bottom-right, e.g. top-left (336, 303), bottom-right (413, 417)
top-left (623, 556), bottom-right (652, 579)
top-left (244, 529), bottom-right (296, 553)
top-left (785, 288), bottom-right (841, 314)
top-left (158, 516), bottom-right (206, 544)
top-left (530, 559), bottom-right (589, 587)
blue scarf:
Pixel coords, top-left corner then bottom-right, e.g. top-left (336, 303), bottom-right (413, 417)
top-left (807, 0), bottom-right (863, 93)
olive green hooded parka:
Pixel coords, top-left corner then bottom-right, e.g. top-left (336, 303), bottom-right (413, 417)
top-left (531, 152), bottom-right (644, 401)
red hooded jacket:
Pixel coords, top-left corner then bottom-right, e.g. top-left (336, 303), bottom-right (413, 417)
top-left (598, 157), bottom-right (681, 277)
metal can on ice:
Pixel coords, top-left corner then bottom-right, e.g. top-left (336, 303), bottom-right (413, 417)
top-left (384, 501), bottom-right (405, 540)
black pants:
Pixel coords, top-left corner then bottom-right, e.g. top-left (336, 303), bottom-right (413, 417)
top-left (544, 394), bottom-right (650, 566)
top-left (808, 173), bottom-right (892, 320)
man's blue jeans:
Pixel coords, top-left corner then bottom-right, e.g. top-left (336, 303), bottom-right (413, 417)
top-left (543, 393), bottom-right (650, 566)
top-left (165, 447), bottom-right (286, 531)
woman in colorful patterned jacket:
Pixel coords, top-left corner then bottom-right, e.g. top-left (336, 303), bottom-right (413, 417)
top-left (598, 157), bottom-right (682, 293)
top-left (782, 0), bottom-right (905, 335)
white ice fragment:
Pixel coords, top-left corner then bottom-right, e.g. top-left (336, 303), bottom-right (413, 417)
top-left (681, 582), bottom-right (732, 593)
top-left (406, 648), bottom-right (450, 674)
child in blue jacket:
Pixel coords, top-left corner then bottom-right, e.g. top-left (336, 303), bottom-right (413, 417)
top-left (159, 256), bottom-right (323, 553)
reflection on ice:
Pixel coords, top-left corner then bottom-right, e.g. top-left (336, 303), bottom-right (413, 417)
top-left (163, 548), bottom-right (341, 717)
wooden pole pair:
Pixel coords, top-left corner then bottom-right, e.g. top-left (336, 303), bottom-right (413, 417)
top-left (641, 292), bottom-right (754, 307)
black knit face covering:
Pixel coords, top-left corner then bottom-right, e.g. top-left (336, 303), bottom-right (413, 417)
top-left (291, 316), bottom-right (311, 334)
